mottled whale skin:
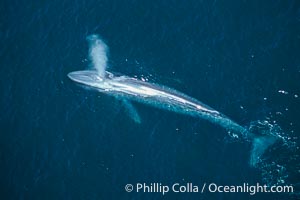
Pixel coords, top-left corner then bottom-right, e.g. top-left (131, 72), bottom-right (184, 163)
top-left (68, 70), bottom-right (246, 135)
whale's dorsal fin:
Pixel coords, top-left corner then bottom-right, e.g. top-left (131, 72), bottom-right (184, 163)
top-left (122, 100), bottom-right (141, 124)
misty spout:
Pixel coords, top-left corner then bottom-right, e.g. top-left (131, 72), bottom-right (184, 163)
top-left (87, 34), bottom-right (109, 78)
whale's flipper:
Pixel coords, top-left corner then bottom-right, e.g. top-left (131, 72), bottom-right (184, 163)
top-left (122, 100), bottom-right (141, 124)
top-left (86, 34), bottom-right (108, 78)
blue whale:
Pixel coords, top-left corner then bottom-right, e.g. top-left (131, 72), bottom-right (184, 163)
top-left (68, 34), bottom-right (278, 166)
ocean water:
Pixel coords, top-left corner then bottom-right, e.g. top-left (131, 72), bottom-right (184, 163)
top-left (1, 0), bottom-right (300, 199)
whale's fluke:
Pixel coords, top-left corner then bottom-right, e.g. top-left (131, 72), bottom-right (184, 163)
top-left (250, 135), bottom-right (277, 166)
top-left (86, 34), bottom-right (108, 78)
top-left (247, 120), bottom-right (279, 167)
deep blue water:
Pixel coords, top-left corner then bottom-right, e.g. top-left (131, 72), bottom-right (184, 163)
top-left (1, 0), bottom-right (300, 199)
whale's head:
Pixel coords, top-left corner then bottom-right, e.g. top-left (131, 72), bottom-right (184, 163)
top-left (68, 70), bottom-right (118, 92)
top-left (68, 70), bottom-right (104, 86)
top-left (68, 70), bottom-right (116, 91)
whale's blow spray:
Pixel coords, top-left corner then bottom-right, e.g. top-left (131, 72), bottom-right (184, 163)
top-left (86, 34), bottom-right (108, 78)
